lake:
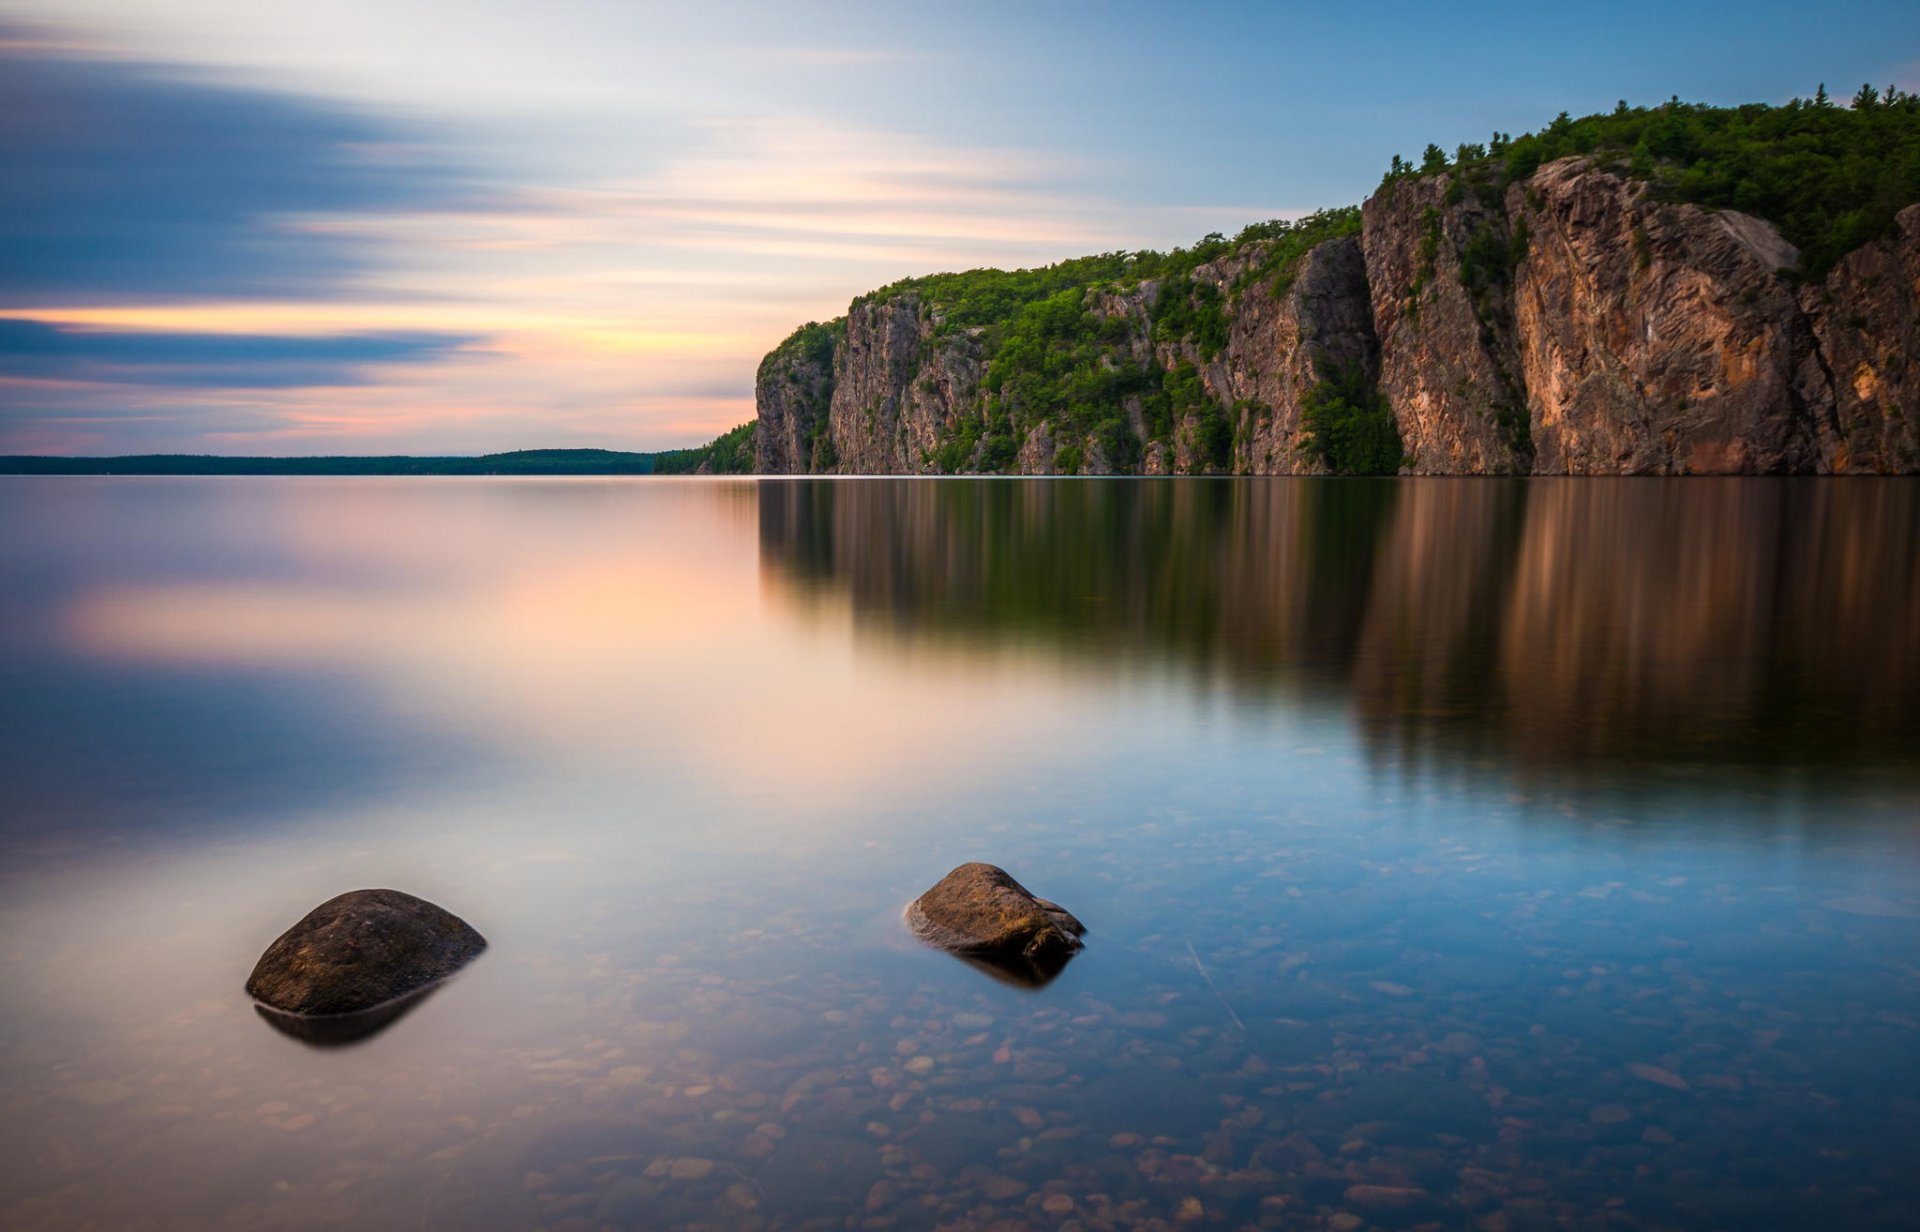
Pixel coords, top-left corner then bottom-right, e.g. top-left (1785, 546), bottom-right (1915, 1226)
top-left (1, 476), bottom-right (1917, 1231)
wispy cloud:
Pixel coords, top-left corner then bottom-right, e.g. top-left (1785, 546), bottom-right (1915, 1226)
top-left (0, 21), bottom-right (471, 306)
top-left (0, 24), bottom-right (1291, 455)
top-left (0, 319), bottom-right (475, 388)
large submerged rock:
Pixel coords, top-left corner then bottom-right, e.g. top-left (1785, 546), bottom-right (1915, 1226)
top-left (246, 888), bottom-right (486, 1018)
top-left (906, 864), bottom-right (1084, 982)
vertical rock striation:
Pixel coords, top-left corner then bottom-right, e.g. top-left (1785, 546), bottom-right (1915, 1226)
top-left (824, 296), bottom-right (984, 475)
top-left (1804, 203), bottom-right (1920, 473)
top-left (1509, 160), bottom-right (1827, 473)
top-left (1363, 174), bottom-right (1531, 474)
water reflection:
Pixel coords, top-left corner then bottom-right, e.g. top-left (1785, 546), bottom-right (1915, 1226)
top-left (253, 983), bottom-right (443, 1048)
top-left (0, 477), bottom-right (1915, 1231)
top-left (761, 478), bottom-right (1920, 786)
top-left (946, 947), bottom-right (1078, 990)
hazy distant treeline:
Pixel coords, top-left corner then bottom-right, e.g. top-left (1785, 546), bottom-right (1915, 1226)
top-left (0, 449), bottom-right (662, 475)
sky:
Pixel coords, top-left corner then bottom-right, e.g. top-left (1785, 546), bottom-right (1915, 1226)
top-left (3, 1), bottom-right (1918, 456)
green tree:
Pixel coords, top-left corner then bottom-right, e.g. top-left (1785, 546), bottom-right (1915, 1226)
top-left (1300, 363), bottom-right (1402, 476)
top-left (651, 421), bottom-right (756, 474)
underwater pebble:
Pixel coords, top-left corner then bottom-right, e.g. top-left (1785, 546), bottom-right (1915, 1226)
top-left (1625, 1062), bottom-right (1689, 1091)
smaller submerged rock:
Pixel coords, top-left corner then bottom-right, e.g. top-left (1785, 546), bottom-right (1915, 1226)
top-left (906, 863), bottom-right (1084, 981)
top-left (246, 888), bottom-right (486, 1017)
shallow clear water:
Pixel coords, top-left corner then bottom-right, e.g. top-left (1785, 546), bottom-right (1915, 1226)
top-left (1, 476), bottom-right (1917, 1232)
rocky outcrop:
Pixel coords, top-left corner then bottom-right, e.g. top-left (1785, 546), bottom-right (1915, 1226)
top-left (906, 863), bottom-right (1084, 974)
top-left (1804, 203), bottom-right (1920, 473)
top-left (1177, 236), bottom-right (1376, 475)
top-left (1509, 160), bottom-right (1828, 473)
top-left (753, 160), bottom-right (1920, 474)
top-left (1237, 236), bottom-right (1380, 472)
top-left (246, 888), bottom-right (486, 1017)
top-left (760, 241), bottom-right (1378, 476)
top-left (1363, 174), bottom-right (1531, 473)
top-left (754, 323), bottom-right (839, 473)
top-left (825, 296), bottom-right (984, 474)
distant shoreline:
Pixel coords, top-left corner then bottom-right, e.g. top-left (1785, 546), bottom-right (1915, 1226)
top-left (0, 449), bottom-right (671, 476)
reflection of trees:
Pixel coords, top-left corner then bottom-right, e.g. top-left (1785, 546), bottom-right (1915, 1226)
top-left (757, 478), bottom-right (1398, 689)
top-left (759, 478), bottom-right (1920, 780)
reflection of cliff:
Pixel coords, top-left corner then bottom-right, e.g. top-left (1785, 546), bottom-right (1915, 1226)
top-left (758, 479), bottom-right (1920, 781)
top-left (758, 479), bottom-right (1395, 691)
top-left (1490, 481), bottom-right (1920, 769)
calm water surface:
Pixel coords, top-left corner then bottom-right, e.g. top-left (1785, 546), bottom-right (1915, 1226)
top-left (1, 477), bottom-right (1917, 1232)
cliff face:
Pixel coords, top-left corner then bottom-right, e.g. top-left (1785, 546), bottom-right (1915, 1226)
top-left (1363, 175), bottom-right (1531, 474)
top-left (1508, 160), bottom-right (1828, 474)
top-left (755, 161), bottom-right (1920, 475)
top-left (753, 323), bottom-right (838, 474)
top-left (829, 296), bottom-right (990, 476)
top-left (1220, 236), bottom-right (1377, 475)
top-left (1076, 236), bottom-right (1376, 477)
top-left (1805, 204), bottom-right (1920, 473)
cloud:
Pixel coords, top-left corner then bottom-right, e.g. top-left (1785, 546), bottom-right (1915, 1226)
top-left (0, 25), bottom-right (1299, 455)
top-left (338, 115), bottom-right (1250, 298)
top-left (0, 21), bottom-right (469, 305)
top-left (0, 319), bottom-right (476, 389)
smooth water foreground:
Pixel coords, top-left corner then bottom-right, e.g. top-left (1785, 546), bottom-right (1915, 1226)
top-left (1, 476), bottom-right (1917, 1232)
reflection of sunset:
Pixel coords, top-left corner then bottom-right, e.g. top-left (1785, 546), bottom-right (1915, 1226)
top-left (59, 481), bottom-right (1089, 802)
top-left (8, 475), bottom-right (1920, 1232)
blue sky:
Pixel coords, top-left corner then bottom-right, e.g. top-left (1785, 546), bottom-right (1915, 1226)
top-left (3, 1), bottom-right (1917, 454)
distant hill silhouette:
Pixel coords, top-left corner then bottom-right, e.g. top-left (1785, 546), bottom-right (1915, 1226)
top-left (1, 448), bottom-right (665, 475)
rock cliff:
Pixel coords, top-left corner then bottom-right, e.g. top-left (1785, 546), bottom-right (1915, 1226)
top-left (753, 162), bottom-right (1919, 476)
top-left (1363, 173), bottom-right (1531, 474)
top-left (753, 322), bottom-right (838, 474)
top-left (1804, 203), bottom-right (1920, 473)
top-left (1507, 160), bottom-right (1828, 474)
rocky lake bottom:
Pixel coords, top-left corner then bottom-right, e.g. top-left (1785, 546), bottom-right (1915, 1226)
top-left (1, 476), bottom-right (1916, 1231)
